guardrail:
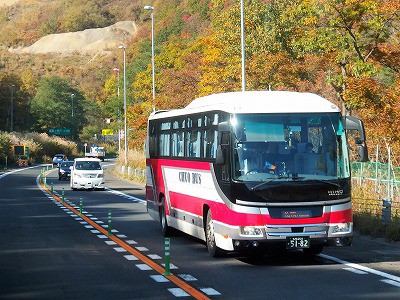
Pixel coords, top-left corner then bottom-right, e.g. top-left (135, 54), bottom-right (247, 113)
top-left (120, 166), bottom-right (146, 178)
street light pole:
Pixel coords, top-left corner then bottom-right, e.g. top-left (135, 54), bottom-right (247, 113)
top-left (70, 93), bottom-right (75, 139)
top-left (240, 0), bottom-right (246, 92)
top-left (113, 67), bottom-right (121, 154)
top-left (144, 5), bottom-right (155, 100)
top-left (71, 93), bottom-right (75, 117)
top-left (118, 45), bottom-right (128, 166)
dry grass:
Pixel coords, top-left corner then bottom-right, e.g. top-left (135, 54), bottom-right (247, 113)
top-left (352, 179), bottom-right (400, 241)
top-left (114, 148), bottom-right (146, 185)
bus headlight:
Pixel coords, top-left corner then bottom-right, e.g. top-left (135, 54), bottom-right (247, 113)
top-left (332, 223), bottom-right (352, 234)
top-left (239, 226), bottom-right (263, 237)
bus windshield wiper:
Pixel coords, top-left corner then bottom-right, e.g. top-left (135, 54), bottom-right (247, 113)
top-left (251, 177), bottom-right (340, 191)
top-left (251, 177), bottom-right (287, 191)
top-left (309, 179), bottom-right (341, 188)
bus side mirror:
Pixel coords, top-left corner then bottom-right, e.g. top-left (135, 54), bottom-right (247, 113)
top-left (358, 145), bottom-right (368, 162)
top-left (216, 145), bottom-right (225, 165)
top-left (343, 116), bottom-right (369, 162)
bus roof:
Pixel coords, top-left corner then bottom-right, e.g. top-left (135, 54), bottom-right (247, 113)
top-left (150, 91), bottom-right (340, 119)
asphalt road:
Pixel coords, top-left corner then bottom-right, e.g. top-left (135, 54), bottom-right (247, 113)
top-left (0, 164), bottom-right (399, 299)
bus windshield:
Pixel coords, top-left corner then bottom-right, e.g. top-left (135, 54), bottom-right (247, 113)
top-left (231, 113), bottom-right (350, 182)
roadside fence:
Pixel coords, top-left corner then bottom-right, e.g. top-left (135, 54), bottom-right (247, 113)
top-left (351, 145), bottom-right (400, 224)
top-left (119, 166), bottom-right (146, 185)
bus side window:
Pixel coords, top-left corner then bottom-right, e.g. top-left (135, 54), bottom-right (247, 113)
top-left (149, 124), bottom-right (156, 157)
top-left (190, 130), bottom-right (201, 158)
top-left (159, 133), bottom-right (170, 156)
top-left (203, 129), bottom-right (217, 158)
top-left (220, 131), bottom-right (230, 181)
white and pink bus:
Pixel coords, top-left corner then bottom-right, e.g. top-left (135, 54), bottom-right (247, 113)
top-left (145, 91), bottom-right (368, 257)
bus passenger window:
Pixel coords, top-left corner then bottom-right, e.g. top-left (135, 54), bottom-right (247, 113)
top-left (159, 133), bottom-right (170, 156)
top-left (189, 130), bottom-right (201, 158)
top-left (203, 129), bottom-right (216, 158)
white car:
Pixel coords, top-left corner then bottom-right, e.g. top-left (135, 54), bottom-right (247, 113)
top-left (70, 158), bottom-right (105, 190)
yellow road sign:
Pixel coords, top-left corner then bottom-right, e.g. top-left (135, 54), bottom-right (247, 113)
top-left (102, 129), bottom-right (114, 136)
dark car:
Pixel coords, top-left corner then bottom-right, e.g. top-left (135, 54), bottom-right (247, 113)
top-left (52, 154), bottom-right (68, 166)
top-left (58, 160), bottom-right (74, 180)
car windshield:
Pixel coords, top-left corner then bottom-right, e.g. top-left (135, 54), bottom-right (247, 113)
top-left (75, 161), bottom-right (101, 170)
top-left (231, 113), bottom-right (350, 182)
top-left (61, 162), bottom-right (73, 168)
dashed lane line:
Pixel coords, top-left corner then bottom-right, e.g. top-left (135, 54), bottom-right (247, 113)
top-left (36, 173), bottom-right (215, 299)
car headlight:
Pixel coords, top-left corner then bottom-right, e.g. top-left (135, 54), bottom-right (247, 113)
top-left (239, 226), bottom-right (263, 237)
top-left (60, 169), bottom-right (65, 174)
top-left (97, 173), bottom-right (104, 178)
top-left (74, 173), bottom-right (82, 178)
top-left (332, 223), bottom-right (352, 234)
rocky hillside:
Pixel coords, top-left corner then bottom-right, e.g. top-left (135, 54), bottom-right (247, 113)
top-left (0, 0), bottom-right (18, 6)
top-left (16, 21), bottom-right (138, 54)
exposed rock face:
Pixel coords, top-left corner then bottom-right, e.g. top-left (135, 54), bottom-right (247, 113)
top-left (0, 0), bottom-right (19, 6)
top-left (18, 21), bottom-right (137, 54)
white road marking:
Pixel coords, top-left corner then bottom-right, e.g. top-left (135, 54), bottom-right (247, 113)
top-left (136, 264), bottom-right (153, 271)
top-left (136, 246), bottom-right (149, 252)
top-left (343, 267), bottom-right (368, 275)
top-left (148, 254), bottom-right (162, 260)
top-left (124, 255), bottom-right (139, 261)
top-left (105, 187), bottom-right (146, 203)
top-left (200, 287), bottom-right (221, 296)
top-left (178, 274), bottom-right (197, 281)
top-left (150, 275), bottom-right (170, 282)
top-left (113, 247), bottom-right (127, 253)
top-left (381, 279), bottom-right (400, 287)
top-left (319, 254), bottom-right (400, 283)
top-left (167, 288), bottom-right (190, 297)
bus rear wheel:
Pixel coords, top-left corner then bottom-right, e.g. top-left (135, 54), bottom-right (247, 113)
top-left (205, 210), bottom-right (225, 258)
top-left (160, 198), bottom-right (170, 237)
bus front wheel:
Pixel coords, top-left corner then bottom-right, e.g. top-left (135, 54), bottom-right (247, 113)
top-left (160, 198), bottom-right (170, 237)
top-left (205, 210), bottom-right (225, 258)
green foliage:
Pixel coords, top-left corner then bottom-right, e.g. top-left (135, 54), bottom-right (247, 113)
top-left (30, 76), bottom-right (87, 139)
top-left (61, 0), bottom-right (114, 32)
top-left (0, 132), bottom-right (13, 166)
top-left (0, 72), bottom-right (32, 132)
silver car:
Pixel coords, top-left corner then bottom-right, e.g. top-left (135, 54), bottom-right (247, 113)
top-left (52, 154), bottom-right (68, 166)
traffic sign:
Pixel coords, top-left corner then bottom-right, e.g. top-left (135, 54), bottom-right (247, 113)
top-left (49, 128), bottom-right (71, 135)
top-left (102, 129), bottom-right (114, 136)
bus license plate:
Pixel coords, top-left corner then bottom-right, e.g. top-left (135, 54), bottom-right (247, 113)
top-left (286, 236), bottom-right (310, 249)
